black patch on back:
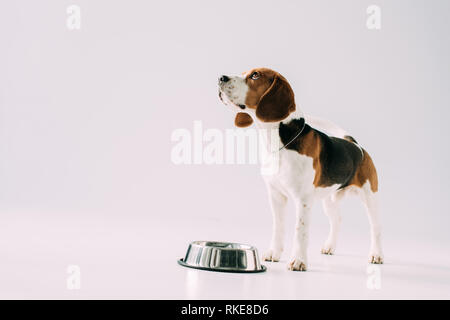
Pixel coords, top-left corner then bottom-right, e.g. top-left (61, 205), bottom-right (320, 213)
top-left (344, 135), bottom-right (358, 144)
top-left (279, 119), bottom-right (363, 188)
top-left (279, 118), bottom-right (307, 144)
top-left (318, 132), bottom-right (363, 188)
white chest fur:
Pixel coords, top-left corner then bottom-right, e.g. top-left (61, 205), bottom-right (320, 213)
top-left (255, 112), bottom-right (340, 203)
top-left (262, 149), bottom-right (315, 198)
top-left (262, 148), bottom-right (340, 202)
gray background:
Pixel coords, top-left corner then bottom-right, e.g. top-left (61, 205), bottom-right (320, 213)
top-left (0, 0), bottom-right (449, 298)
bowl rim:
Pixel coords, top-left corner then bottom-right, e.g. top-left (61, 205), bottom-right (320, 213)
top-left (177, 258), bottom-right (267, 273)
top-left (189, 240), bottom-right (256, 251)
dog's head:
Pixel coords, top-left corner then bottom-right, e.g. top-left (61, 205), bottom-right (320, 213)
top-left (218, 68), bottom-right (296, 127)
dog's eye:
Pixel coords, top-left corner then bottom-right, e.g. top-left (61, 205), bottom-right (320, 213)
top-left (250, 72), bottom-right (260, 80)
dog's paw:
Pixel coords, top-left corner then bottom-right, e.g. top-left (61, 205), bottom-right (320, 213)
top-left (287, 258), bottom-right (307, 271)
top-left (320, 243), bottom-right (335, 255)
top-left (369, 254), bottom-right (384, 264)
top-left (262, 248), bottom-right (282, 262)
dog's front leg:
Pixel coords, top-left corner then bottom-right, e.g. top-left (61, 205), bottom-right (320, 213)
top-left (262, 186), bottom-right (287, 262)
top-left (288, 199), bottom-right (312, 271)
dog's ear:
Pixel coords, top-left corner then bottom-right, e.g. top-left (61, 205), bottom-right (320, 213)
top-left (234, 112), bottom-right (253, 127)
top-left (256, 74), bottom-right (295, 122)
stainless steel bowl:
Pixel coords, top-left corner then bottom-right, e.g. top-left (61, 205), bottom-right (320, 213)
top-left (178, 241), bottom-right (266, 273)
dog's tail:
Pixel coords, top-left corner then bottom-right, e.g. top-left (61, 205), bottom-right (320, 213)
top-left (304, 114), bottom-right (359, 144)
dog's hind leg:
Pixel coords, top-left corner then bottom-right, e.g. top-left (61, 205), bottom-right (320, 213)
top-left (359, 183), bottom-right (384, 264)
top-left (262, 186), bottom-right (288, 262)
top-left (321, 194), bottom-right (342, 255)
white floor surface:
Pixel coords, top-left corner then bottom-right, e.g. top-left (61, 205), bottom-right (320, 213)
top-left (1, 213), bottom-right (449, 299)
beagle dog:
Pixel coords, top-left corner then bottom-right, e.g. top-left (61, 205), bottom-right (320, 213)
top-left (218, 68), bottom-right (383, 271)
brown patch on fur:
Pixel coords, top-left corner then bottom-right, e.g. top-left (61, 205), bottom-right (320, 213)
top-left (244, 68), bottom-right (295, 122)
top-left (234, 112), bottom-right (253, 127)
top-left (244, 68), bottom-right (275, 109)
top-left (294, 129), bottom-right (325, 187)
top-left (348, 149), bottom-right (378, 192)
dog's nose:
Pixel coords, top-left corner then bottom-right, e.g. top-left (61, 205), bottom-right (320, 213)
top-left (219, 75), bottom-right (230, 83)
